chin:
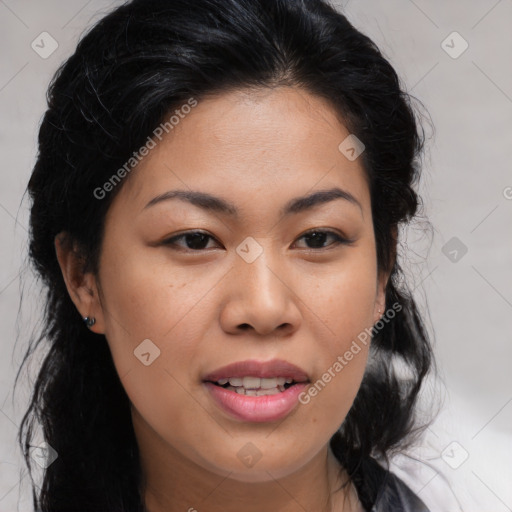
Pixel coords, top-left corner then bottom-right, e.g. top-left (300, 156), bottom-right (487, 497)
top-left (201, 452), bottom-right (310, 483)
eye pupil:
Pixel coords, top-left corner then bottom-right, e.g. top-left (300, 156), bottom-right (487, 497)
top-left (306, 231), bottom-right (328, 248)
top-left (185, 233), bottom-right (210, 249)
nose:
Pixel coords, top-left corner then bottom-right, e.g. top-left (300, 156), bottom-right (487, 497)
top-left (219, 242), bottom-right (302, 337)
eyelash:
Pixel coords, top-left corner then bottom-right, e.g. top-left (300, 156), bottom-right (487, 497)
top-left (161, 229), bottom-right (353, 252)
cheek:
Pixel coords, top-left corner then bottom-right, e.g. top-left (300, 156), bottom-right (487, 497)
top-left (98, 242), bottom-right (216, 350)
top-left (310, 247), bottom-right (378, 348)
top-left (97, 252), bottom-right (213, 453)
top-left (296, 249), bottom-right (376, 424)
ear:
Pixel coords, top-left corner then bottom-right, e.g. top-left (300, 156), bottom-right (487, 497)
top-left (373, 226), bottom-right (397, 324)
top-left (54, 232), bottom-right (105, 334)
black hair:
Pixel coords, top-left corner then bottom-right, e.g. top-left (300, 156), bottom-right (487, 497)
top-left (16, 0), bottom-right (434, 510)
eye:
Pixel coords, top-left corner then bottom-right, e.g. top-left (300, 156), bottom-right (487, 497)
top-left (162, 228), bottom-right (352, 252)
top-left (162, 231), bottom-right (221, 251)
top-left (293, 229), bottom-right (353, 250)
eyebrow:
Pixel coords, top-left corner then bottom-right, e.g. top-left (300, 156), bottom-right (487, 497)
top-left (142, 186), bottom-right (363, 218)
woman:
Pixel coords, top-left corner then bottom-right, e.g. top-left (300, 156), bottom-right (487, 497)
top-left (17, 0), bottom-right (434, 510)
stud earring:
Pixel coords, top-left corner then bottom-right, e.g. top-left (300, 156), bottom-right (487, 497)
top-left (83, 316), bottom-right (96, 328)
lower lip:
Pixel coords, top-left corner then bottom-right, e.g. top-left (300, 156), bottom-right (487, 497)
top-left (204, 382), bottom-right (308, 423)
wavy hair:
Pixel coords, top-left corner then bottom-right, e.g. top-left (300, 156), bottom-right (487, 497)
top-left (16, 0), bottom-right (434, 510)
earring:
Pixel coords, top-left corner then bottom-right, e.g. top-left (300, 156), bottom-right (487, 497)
top-left (83, 316), bottom-right (96, 328)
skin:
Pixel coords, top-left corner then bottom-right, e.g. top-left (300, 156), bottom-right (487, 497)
top-left (55, 86), bottom-right (391, 512)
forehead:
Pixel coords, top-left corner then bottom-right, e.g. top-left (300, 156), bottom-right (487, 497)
top-left (114, 86), bottom-right (370, 216)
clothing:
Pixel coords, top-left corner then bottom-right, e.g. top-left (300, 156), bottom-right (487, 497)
top-left (348, 456), bottom-right (430, 512)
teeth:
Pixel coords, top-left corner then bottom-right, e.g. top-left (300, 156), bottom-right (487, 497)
top-left (261, 377), bottom-right (286, 389)
top-left (214, 375), bottom-right (298, 396)
top-left (222, 376), bottom-right (288, 388)
top-left (256, 387), bottom-right (281, 396)
top-left (229, 386), bottom-right (282, 396)
top-left (241, 376), bottom-right (261, 389)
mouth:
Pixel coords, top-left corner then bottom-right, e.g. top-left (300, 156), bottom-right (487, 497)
top-left (203, 358), bottom-right (310, 382)
top-left (202, 359), bottom-right (310, 422)
top-left (207, 376), bottom-right (305, 396)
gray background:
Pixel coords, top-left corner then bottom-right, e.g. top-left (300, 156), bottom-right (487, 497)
top-left (1, 1), bottom-right (511, 510)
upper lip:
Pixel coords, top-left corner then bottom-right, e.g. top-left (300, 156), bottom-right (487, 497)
top-left (203, 358), bottom-right (310, 382)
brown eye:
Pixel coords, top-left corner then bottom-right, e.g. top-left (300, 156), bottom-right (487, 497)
top-left (162, 231), bottom-right (221, 251)
top-left (162, 228), bottom-right (353, 253)
top-left (293, 229), bottom-right (352, 250)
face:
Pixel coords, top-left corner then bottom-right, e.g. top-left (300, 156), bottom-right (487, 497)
top-left (58, 86), bottom-right (387, 484)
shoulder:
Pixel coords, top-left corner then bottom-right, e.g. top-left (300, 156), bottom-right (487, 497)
top-left (352, 456), bottom-right (430, 512)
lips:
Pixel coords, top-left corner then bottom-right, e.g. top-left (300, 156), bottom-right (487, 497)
top-left (202, 358), bottom-right (310, 383)
top-left (202, 359), bottom-right (310, 422)
top-left (204, 381), bottom-right (309, 422)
